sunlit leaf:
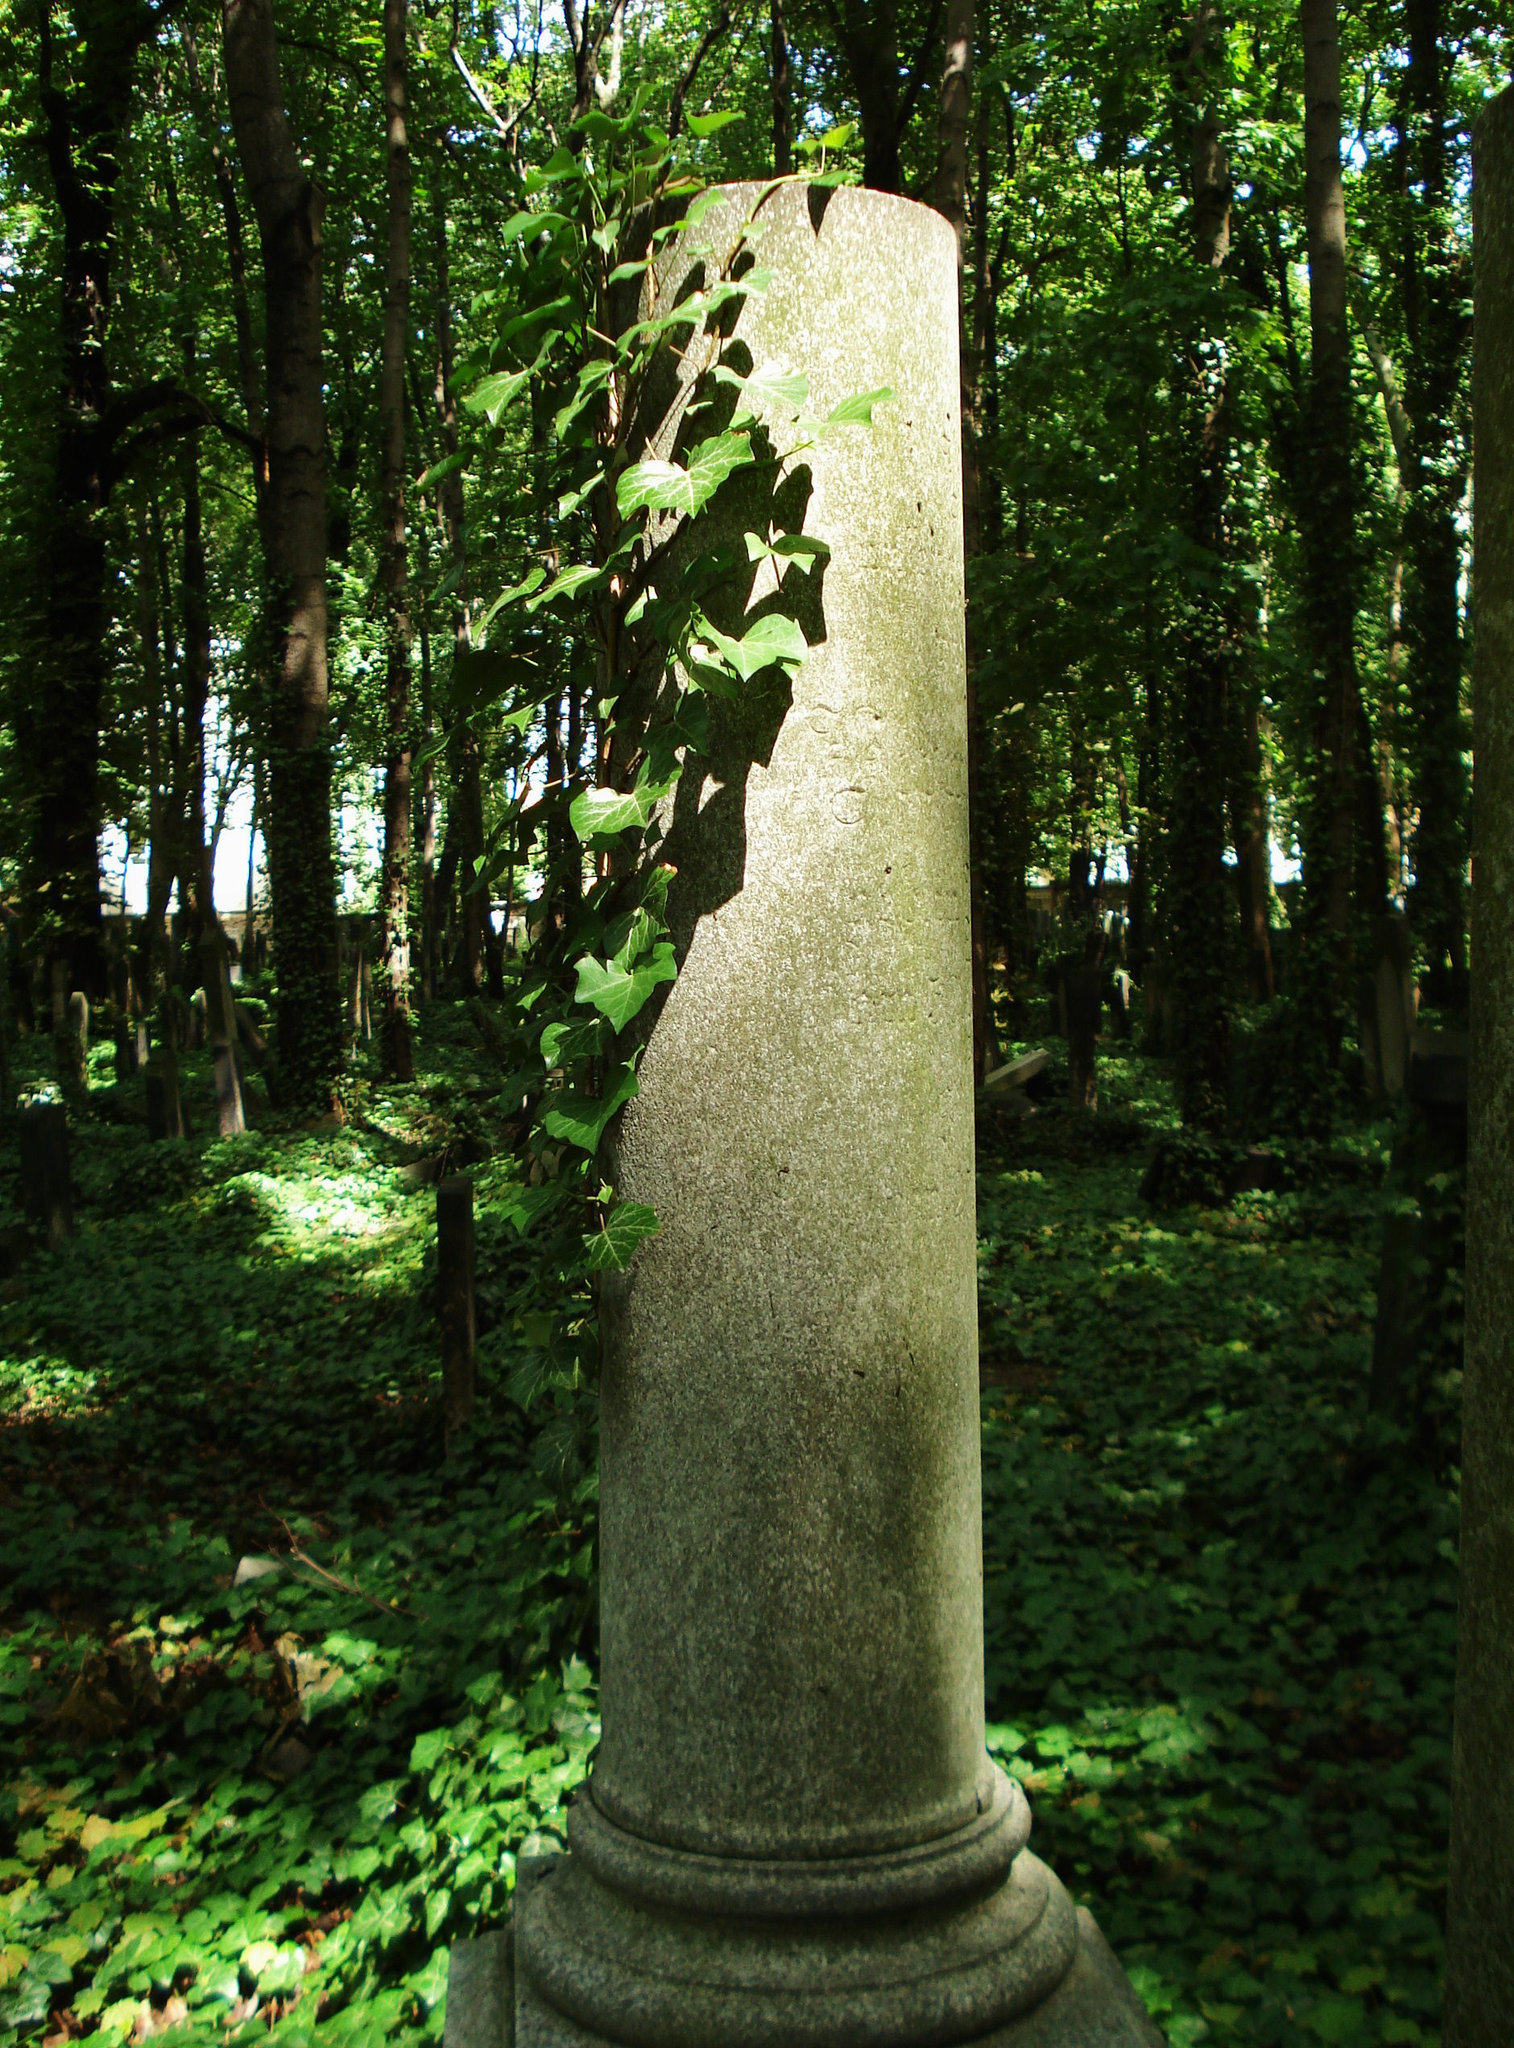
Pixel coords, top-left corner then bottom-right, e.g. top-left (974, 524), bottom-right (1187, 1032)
top-left (539, 1064), bottom-right (639, 1152)
top-left (463, 368), bottom-right (530, 425)
top-left (573, 944), bottom-right (677, 1031)
top-left (685, 110), bottom-right (744, 139)
top-left (615, 432), bottom-right (754, 519)
top-left (582, 1202), bottom-right (661, 1270)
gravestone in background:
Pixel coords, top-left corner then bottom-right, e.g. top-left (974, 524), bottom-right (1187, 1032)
top-left (200, 932), bottom-right (246, 1138)
top-left (1446, 82), bottom-right (1514, 2048)
top-left (486, 181), bottom-right (1161, 2048)
top-left (56, 990), bottom-right (89, 1095)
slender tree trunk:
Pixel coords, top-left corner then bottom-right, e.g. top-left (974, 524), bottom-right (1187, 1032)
top-left (1399, 0), bottom-right (1471, 1009)
top-left (1299, 0), bottom-right (1375, 978)
top-left (431, 181), bottom-right (485, 991)
top-left (770, 0), bottom-right (792, 175)
top-left (1229, 694), bottom-right (1274, 999)
top-left (932, 0), bottom-right (992, 1077)
top-left (1447, 92), bottom-right (1514, 2048)
top-left (136, 510), bottom-right (176, 1035)
top-left (180, 421), bottom-right (215, 947)
top-left (244, 756), bottom-right (260, 957)
top-left (829, 0), bottom-right (943, 194)
top-left (418, 600), bottom-right (438, 1003)
top-left (379, 0), bottom-right (414, 1081)
top-left (1165, 1), bottom-right (1238, 1126)
top-left (182, 19), bottom-right (267, 515)
top-left (222, 0), bottom-right (343, 1113)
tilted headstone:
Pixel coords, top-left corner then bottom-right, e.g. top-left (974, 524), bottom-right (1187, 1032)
top-left (1446, 85), bottom-right (1514, 2048)
top-left (1108, 966), bottom-right (1133, 1039)
top-left (502, 182), bottom-right (1159, 2048)
top-left (18, 1102), bottom-right (72, 1249)
top-left (199, 932), bottom-right (245, 1138)
top-left (55, 990), bottom-right (88, 1095)
top-left (345, 921), bottom-right (373, 1042)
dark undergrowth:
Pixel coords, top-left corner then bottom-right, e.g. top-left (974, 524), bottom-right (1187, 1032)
top-left (0, 1023), bottom-right (1454, 2045)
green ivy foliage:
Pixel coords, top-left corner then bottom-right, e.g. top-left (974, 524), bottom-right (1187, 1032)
top-left (978, 1050), bottom-right (1453, 2046)
top-left (0, 1024), bottom-right (1458, 2046)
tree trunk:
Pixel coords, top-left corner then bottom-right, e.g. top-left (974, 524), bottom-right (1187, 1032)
top-left (181, 421), bottom-right (215, 946)
top-left (244, 756), bottom-right (261, 958)
top-left (1299, 0), bottom-right (1375, 975)
top-left (1399, 0), bottom-right (1471, 1010)
top-left (182, 18), bottom-right (267, 515)
top-left (1166, 1), bottom-right (1237, 1127)
top-left (379, 0), bottom-right (414, 1082)
top-left (1446, 88), bottom-right (1514, 2048)
top-left (770, 0), bottom-right (792, 176)
top-left (415, 535), bottom-right (439, 1003)
top-left (222, 0), bottom-right (343, 1114)
top-left (829, 0), bottom-right (942, 195)
top-left (431, 182), bottom-right (485, 992)
top-left (26, 1), bottom-right (152, 998)
top-left (1230, 692), bottom-right (1275, 1000)
top-left (932, 0), bottom-right (992, 1079)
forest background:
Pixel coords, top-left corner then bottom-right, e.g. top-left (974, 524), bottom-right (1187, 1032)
top-left (0, 0), bottom-right (1507, 2045)
top-left (1, 0), bottom-right (1507, 1116)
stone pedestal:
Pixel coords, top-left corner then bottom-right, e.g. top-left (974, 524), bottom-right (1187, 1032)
top-left (509, 183), bottom-right (1159, 2048)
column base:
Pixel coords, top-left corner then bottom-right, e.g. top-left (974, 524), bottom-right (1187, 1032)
top-left (510, 1845), bottom-right (1162, 2048)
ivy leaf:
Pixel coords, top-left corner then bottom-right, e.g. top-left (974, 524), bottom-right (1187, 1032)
top-left (826, 385), bottom-right (894, 425)
top-left (616, 432), bottom-right (753, 519)
top-left (744, 531), bottom-right (829, 575)
top-left (557, 469), bottom-right (606, 519)
top-left (498, 1184), bottom-right (564, 1236)
top-left (796, 121), bottom-right (854, 154)
top-left (539, 1018), bottom-right (604, 1068)
top-left (415, 451), bottom-right (467, 491)
top-left (530, 563), bottom-right (606, 608)
top-left (554, 359), bottom-right (615, 441)
top-left (685, 110), bottom-right (744, 138)
top-left (582, 1202), bottom-right (661, 1271)
top-left (464, 368), bottom-right (530, 425)
top-left (498, 208), bottom-right (569, 244)
top-left (573, 944), bottom-right (677, 1030)
top-left (480, 565), bottom-right (547, 632)
top-left (693, 612), bottom-right (808, 684)
top-left (539, 1064), bottom-right (639, 1153)
top-left (408, 1730), bottom-right (449, 1774)
top-left (716, 361), bottom-right (809, 421)
top-left (450, 644), bottom-right (536, 716)
top-left (569, 769), bottom-right (677, 841)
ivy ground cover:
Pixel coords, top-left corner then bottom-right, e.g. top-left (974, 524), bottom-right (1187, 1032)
top-left (0, 1027), bottom-right (1455, 2045)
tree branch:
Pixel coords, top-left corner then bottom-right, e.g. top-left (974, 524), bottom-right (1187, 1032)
top-left (897, 0), bottom-right (947, 138)
top-left (668, 0), bottom-right (732, 138)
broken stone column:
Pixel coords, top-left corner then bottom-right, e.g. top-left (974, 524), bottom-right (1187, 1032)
top-left (1446, 83), bottom-right (1514, 2048)
top-left (510, 182), bottom-right (1158, 2048)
